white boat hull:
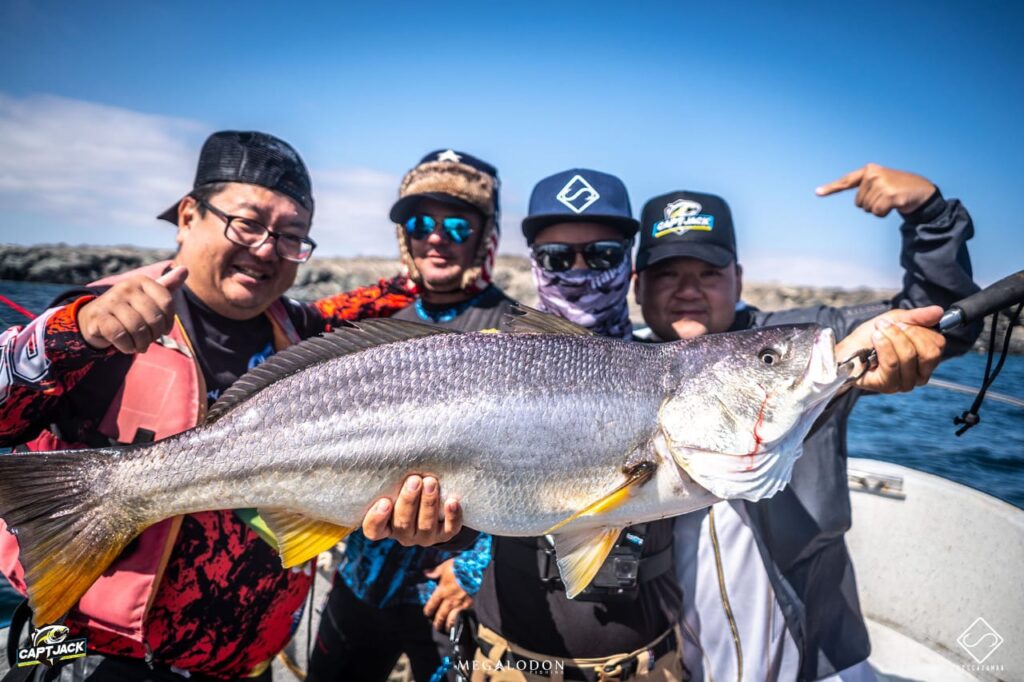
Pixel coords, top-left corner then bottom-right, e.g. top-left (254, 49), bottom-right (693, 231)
top-left (847, 458), bottom-right (1023, 682)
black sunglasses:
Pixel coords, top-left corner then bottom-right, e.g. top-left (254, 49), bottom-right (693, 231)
top-left (532, 240), bottom-right (631, 273)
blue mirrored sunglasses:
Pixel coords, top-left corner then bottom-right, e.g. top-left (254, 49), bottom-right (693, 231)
top-left (404, 215), bottom-right (474, 244)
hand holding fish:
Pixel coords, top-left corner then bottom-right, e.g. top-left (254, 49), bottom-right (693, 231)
top-left (362, 475), bottom-right (463, 546)
top-left (78, 266), bottom-right (188, 354)
top-left (816, 163), bottom-right (937, 217)
top-left (837, 306), bottom-right (945, 393)
top-left (423, 558), bottom-right (473, 632)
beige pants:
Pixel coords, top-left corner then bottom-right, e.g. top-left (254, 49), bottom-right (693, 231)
top-left (469, 624), bottom-right (687, 682)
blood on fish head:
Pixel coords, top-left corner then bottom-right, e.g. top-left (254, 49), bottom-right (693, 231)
top-left (657, 325), bottom-right (848, 501)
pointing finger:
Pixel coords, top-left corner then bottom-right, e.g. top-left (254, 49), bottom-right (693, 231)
top-left (816, 167), bottom-right (866, 196)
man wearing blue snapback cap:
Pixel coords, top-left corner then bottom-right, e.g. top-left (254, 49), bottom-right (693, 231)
top-left (467, 169), bottom-right (688, 680)
top-left (522, 169), bottom-right (639, 338)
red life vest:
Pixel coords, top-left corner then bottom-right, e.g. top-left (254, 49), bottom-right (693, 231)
top-left (0, 261), bottom-right (307, 674)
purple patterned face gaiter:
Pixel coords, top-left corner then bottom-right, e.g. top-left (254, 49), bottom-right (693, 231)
top-left (530, 256), bottom-right (633, 339)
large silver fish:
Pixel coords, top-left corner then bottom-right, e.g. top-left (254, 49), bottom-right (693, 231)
top-left (0, 310), bottom-right (854, 623)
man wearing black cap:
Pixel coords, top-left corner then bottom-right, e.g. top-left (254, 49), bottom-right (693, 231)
top-left (462, 169), bottom-right (687, 681)
top-left (633, 164), bottom-right (981, 680)
top-left (0, 131), bottom-right (460, 681)
top-left (307, 149), bottom-right (513, 682)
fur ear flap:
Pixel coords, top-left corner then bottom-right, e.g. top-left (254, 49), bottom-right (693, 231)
top-left (395, 155), bottom-right (501, 294)
top-left (460, 218), bottom-right (499, 292)
top-left (396, 223), bottom-right (422, 285)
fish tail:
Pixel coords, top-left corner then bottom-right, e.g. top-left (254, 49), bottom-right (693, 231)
top-left (0, 448), bottom-right (141, 625)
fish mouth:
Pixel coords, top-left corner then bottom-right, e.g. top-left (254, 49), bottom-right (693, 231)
top-left (804, 327), bottom-right (848, 403)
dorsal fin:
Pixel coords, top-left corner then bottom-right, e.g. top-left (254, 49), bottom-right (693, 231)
top-left (206, 318), bottom-right (455, 423)
top-left (504, 304), bottom-right (596, 336)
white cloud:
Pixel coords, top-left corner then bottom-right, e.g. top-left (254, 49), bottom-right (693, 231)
top-left (0, 93), bottom-right (411, 257)
top-left (4, 94), bottom-right (886, 284)
top-left (0, 93), bottom-right (203, 239)
top-left (311, 167), bottom-right (400, 257)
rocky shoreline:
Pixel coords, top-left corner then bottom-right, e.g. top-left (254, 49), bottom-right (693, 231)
top-left (2, 243), bottom-right (1020, 354)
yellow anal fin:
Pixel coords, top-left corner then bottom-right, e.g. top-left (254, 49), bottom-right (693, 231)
top-left (257, 508), bottom-right (353, 568)
top-left (26, 533), bottom-right (129, 626)
top-left (542, 461), bottom-right (656, 535)
top-left (551, 527), bottom-right (623, 598)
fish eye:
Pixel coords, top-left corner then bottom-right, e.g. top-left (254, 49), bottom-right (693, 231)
top-left (758, 348), bottom-right (782, 366)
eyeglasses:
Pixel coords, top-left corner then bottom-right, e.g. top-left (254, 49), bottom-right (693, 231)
top-left (198, 199), bottom-right (317, 263)
top-left (404, 215), bottom-right (474, 244)
top-left (532, 240), bottom-right (631, 273)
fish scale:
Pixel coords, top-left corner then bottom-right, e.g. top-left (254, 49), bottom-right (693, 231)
top-left (132, 333), bottom-right (667, 533)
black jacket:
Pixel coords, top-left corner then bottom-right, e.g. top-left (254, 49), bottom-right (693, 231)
top-left (729, 190), bottom-right (980, 679)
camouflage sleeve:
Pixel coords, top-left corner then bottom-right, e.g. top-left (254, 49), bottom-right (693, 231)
top-left (452, 532), bottom-right (492, 596)
top-left (0, 296), bottom-right (111, 444)
top-left (306, 275), bottom-right (416, 329)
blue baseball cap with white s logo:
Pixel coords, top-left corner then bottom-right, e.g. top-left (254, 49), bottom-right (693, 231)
top-left (521, 168), bottom-right (640, 244)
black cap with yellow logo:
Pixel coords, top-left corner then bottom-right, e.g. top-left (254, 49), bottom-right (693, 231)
top-left (636, 191), bottom-right (737, 271)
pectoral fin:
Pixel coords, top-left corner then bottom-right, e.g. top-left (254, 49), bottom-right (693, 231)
top-left (550, 527), bottom-right (624, 598)
top-left (542, 461), bottom-right (656, 535)
top-left (257, 508), bottom-right (353, 568)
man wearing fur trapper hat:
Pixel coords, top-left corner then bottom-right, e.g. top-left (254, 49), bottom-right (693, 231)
top-left (387, 148), bottom-right (515, 326)
top-left (307, 149), bottom-right (512, 682)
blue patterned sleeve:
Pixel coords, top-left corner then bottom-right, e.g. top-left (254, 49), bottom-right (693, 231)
top-left (452, 533), bottom-right (492, 595)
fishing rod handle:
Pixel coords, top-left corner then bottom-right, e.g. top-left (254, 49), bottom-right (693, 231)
top-left (939, 270), bottom-right (1024, 332)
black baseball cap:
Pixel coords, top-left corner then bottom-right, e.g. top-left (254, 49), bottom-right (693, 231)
top-left (389, 149), bottom-right (500, 224)
top-left (521, 169), bottom-right (639, 244)
top-left (157, 131), bottom-right (314, 223)
top-left (636, 191), bottom-right (737, 271)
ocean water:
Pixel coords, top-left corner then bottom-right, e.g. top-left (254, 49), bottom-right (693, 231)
top-left (1, 279), bottom-right (1022, 509)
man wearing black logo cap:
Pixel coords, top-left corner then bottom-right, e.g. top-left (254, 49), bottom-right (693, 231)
top-left (307, 149), bottom-right (514, 682)
top-left (633, 164), bottom-right (981, 680)
top-left (0, 131), bottom-right (462, 681)
top-left (463, 169), bottom-right (687, 681)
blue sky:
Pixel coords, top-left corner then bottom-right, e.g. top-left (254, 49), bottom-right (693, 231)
top-left (0, 0), bottom-right (1021, 286)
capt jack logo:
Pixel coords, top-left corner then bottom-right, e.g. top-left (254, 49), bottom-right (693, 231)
top-left (957, 617), bottom-right (1004, 664)
top-left (17, 625), bottom-right (87, 668)
top-left (556, 175), bottom-right (600, 214)
top-left (652, 199), bottom-right (715, 238)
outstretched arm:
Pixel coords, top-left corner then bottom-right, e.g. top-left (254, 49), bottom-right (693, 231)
top-left (817, 163), bottom-right (981, 354)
